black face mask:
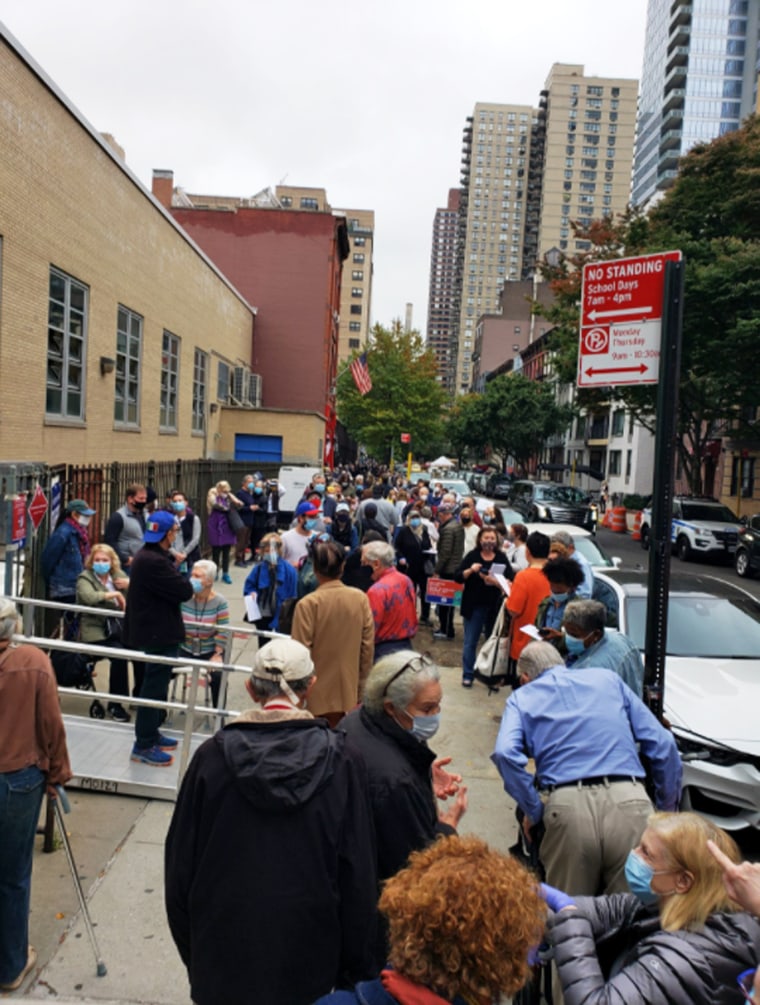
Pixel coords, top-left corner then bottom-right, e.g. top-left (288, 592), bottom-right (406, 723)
top-left (132, 500), bottom-right (147, 510)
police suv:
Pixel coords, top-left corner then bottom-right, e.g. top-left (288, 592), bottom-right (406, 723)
top-left (639, 496), bottom-right (743, 561)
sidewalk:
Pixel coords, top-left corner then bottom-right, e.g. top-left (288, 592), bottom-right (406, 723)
top-left (12, 564), bottom-right (516, 1003)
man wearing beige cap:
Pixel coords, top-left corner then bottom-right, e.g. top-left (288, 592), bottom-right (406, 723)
top-left (165, 638), bottom-right (377, 1005)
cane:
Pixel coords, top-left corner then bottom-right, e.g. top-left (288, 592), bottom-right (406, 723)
top-left (52, 786), bottom-right (108, 977)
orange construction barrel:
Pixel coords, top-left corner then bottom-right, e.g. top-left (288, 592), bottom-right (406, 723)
top-left (610, 506), bottom-right (627, 533)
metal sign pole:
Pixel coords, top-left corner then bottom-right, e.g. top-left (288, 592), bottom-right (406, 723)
top-left (644, 259), bottom-right (685, 719)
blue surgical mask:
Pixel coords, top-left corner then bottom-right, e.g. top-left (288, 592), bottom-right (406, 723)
top-left (625, 850), bottom-right (676, 905)
top-left (172, 501), bottom-right (186, 513)
top-left (313, 483), bottom-right (325, 494)
top-left (93, 561), bottom-right (111, 576)
top-left (410, 713), bottom-right (440, 742)
top-left (565, 632), bottom-right (590, 656)
top-left (254, 486), bottom-right (264, 495)
top-left (304, 518), bottom-right (318, 531)
top-left (266, 546), bottom-right (278, 565)
top-left (246, 482), bottom-right (255, 491)
top-left (551, 591), bottom-right (570, 602)
top-left (410, 517), bottom-right (422, 528)
top-left (191, 577), bottom-right (204, 594)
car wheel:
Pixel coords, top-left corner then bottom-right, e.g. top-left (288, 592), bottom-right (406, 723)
top-left (677, 535), bottom-right (692, 562)
top-left (735, 547), bottom-right (753, 578)
top-left (640, 524), bottom-right (650, 550)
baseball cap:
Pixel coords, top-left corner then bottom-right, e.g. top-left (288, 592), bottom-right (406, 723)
top-left (251, 638), bottom-right (314, 704)
top-left (336, 501), bottom-right (350, 514)
top-left (67, 499), bottom-right (96, 516)
top-left (437, 503), bottom-right (454, 515)
top-left (144, 510), bottom-right (177, 543)
top-left (295, 500), bottom-right (320, 518)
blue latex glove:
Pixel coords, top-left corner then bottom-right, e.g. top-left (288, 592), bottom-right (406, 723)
top-left (540, 882), bottom-right (575, 912)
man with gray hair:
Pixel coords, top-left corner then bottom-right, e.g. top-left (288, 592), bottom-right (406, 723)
top-left (492, 640), bottom-right (681, 899)
top-left (562, 598), bottom-right (644, 697)
top-left (550, 529), bottom-right (593, 598)
top-left (362, 540), bottom-right (418, 661)
top-left (165, 637), bottom-right (377, 1005)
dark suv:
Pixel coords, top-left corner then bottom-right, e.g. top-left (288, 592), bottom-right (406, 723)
top-left (735, 514), bottom-right (760, 578)
top-left (486, 473), bottom-right (513, 499)
top-left (507, 480), bottom-right (591, 527)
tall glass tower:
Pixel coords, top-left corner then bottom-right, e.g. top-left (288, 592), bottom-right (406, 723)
top-left (632, 0), bottom-right (760, 208)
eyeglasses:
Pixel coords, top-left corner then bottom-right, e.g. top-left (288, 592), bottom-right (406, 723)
top-left (737, 969), bottom-right (756, 1001)
top-left (381, 653), bottom-right (433, 698)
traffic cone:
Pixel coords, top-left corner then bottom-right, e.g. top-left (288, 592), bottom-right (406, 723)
top-left (631, 510), bottom-right (642, 541)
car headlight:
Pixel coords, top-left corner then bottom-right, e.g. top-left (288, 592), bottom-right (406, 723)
top-left (694, 528), bottom-right (713, 539)
top-left (536, 504), bottom-right (549, 519)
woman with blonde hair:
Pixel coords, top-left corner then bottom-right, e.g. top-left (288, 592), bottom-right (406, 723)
top-left (314, 834), bottom-right (545, 1004)
top-left (549, 811), bottom-right (760, 1003)
top-left (206, 480), bottom-right (243, 584)
top-left (76, 542), bottom-right (131, 721)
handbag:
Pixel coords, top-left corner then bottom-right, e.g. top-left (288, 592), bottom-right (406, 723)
top-left (475, 605), bottom-right (511, 688)
top-left (227, 505), bottom-right (244, 534)
top-left (104, 615), bottom-right (122, 644)
top-left (423, 558), bottom-right (435, 577)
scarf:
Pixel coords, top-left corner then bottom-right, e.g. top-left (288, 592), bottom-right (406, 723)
top-left (66, 515), bottom-right (90, 563)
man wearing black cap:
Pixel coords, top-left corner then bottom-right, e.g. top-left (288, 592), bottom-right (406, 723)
top-left (124, 510), bottom-right (193, 766)
top-left (165, 638), bottom-right (377, 1005)
top-left (41, 499), bottom-right (96, 637)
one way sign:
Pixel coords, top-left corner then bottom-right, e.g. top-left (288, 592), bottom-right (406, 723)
top-left (577, 251), bottom-right (682, 388)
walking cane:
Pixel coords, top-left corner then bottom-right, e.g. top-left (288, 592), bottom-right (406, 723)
top-left (53, 786), bottom-right (108, 977)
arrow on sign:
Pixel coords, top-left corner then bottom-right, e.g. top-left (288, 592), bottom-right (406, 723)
top-left (585, 364), bottom-right (649, 377)
top-left (587, 306), bottom-right (654, 321)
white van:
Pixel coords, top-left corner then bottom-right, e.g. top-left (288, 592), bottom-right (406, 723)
top-left (277, 465), bottom-right (322, 524)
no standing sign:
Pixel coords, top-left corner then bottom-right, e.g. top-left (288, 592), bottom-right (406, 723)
top-left (578, 251), bottom-right (682, 388)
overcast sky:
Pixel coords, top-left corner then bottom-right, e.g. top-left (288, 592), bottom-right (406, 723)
top-left (3, 0), bottom-right (648, 332)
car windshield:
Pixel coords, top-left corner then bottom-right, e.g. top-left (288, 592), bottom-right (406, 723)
top-left (680, 502), bottom-right (738, 523)
top-left (573, 536), bottom-right (614, 567)
top-left (626, 593), bottom-right (760, 658)
top-left (536, 485), bottom-right (586, 504)
top-left (441, 481), bottom-right (471, 497)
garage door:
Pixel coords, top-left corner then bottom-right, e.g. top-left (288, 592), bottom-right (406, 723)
top-left (234, 434), bottom-right (283, 463)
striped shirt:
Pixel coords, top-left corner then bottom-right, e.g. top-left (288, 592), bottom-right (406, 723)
top-left (181, 595), bottom-right (230, 657)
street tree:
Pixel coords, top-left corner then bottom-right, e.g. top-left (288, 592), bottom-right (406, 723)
top-left (337, 321), bottom-right (446, 462)
top-left (444, 394), bottom-right (489, 466)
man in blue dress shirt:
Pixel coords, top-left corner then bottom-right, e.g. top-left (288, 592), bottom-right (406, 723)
top-left (491, 641), bottom-right (681, 897)
top-left (562, 598), bottom-right (644, 697)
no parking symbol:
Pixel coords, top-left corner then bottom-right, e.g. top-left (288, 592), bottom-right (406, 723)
top-left (583, 327), bottom-right (609, 354)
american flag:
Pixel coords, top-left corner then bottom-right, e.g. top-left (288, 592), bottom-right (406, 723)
top-left (350, 353), bottom-right (373, 395)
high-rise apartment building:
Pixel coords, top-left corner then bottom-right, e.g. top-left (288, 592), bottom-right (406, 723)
top-left (425, 189), bottom-right (460, 389)
top-left (632, 0), bottom-right (760, 208)
top-left (448, 66), bottom-right (637, 394)
top-left (275, 187), bottom-right (374, 363)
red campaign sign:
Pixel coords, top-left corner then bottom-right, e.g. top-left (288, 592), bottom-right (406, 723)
top-left (28, 484), bottom-right (49, 531)
top-left (425, 577), bottom-right (463, 608)
top-left (11, 493), bottom-right (26, 545)
top-left (578, 250), bottom-right (681, 388)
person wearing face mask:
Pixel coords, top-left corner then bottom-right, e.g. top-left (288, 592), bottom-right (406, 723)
top-left (457, 505), bottom-right (479, 552)
top-left (455, 526), bottom-right (512, 688)
top-left (76, 543), bottom-right (131, 721)
top-left (394, 508), bottom-right (433, 626)
top-left (242, 533), bottom-right (298, 637)
top-left (104, 483), bottom-right (148, 574)
top-left (179, 560), bottom-right (230, 708)
top-left (232, 474), bottom-right (260, 567)
top-left (548, 812), bottom-right (760, 1005)
top-left (41, 499), bottom-right (95, 637)
top-left (169, 491), bottom-right (201, 576)
top-left (492, 641), bottom-right (680, 905)
top-left (562, 599), bottom-right (644, 698)
top-left (280, 500), bottom-right (321, 567)
top-left (331, 501), bottom-right (359, 554)
top-left (533, 557), bottom-right (586, 655)
top-left (206, 481), bottom-right (244, 584)
top-left (339, 651), bottom-right (467, 969)
top-left (362, 541), bottom-right (419, 663)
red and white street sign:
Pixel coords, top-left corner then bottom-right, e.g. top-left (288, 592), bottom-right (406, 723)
top-left (578, 251), bottom-right (682, 388)
top-left (28, 484), bottom-right (49, 532)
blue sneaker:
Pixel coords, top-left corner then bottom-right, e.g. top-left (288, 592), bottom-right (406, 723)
top-left (222, 573), bottom-right (232, 584)
top-left (131, 744), bottom-right (173, 767)
top-left (156, 733), bottom-right (179, 750)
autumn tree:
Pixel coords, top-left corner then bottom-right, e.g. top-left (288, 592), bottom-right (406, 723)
top-left (337, 321), bottom-right (447, 462)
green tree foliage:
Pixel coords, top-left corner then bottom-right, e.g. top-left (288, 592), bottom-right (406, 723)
top-left (538, 116), bottom-right (760, 494)
top-left (476, 374), bottom-right (573, 474)
top-left (337, 321), bottom-right (447, 461)
top-left (444, 394), bottom-right (489, 465)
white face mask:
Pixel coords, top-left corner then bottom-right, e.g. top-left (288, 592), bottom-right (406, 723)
top-left (76, 514), bottom-right (91, 528)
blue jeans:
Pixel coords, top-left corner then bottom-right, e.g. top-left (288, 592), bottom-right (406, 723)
top-left (0, 765), bottom-right (45, 984)
top-left (134, 646), bottom-right (178, 749)
top-left (462, 606), bottom-right (498, 681)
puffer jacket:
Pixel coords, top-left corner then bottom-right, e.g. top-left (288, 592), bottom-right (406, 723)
top-left (549, 892), bottom-right (760, 1004)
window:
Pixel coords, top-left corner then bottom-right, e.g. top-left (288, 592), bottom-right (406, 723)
top-left (47, 267), bottom-right (88, 419)
top-left (350, 304), bottom-right (362, 316)
top-left (354, 236), bottom-right (366, 247)
top-left (626, 450), bottom-right (632, 479)
top-left (160, 331), bottom-right (180, 431)
top-left (731, 456), bottom-right (755, 498)
top-left (300, 197), bottom-right (319, 210)
top-left (114, 305), bottom-right (142, 426)
top-left (348, 338), bottom-right (360, 350)
top-left (192, 349), bottom-right (207, 434)
top-left (612, 409), bottom-right (625, 436)
top-left (279, 196), bottom-right (292, 207)
top-left (608, 450), bottom-right (622, 476)
top-left (351, 270), bottom-right (364, 281)
top-left (348, 321), bottom-right (361, 332)
top-left (353, 253), bottom-right (365, 264)
top-left (351, 287), bottom-right (363, 297)
top-left (217, 361), bottom-right (230, 403)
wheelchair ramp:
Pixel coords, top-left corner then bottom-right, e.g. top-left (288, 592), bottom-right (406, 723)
top-left (62, 715), bottom-right (210, 801)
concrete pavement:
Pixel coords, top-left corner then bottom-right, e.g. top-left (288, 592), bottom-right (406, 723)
top-left (10, 562), bottom-right (517, 1004)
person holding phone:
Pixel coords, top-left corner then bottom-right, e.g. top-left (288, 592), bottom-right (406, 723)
top-left (455, 526), bottom-right (511, 688)
top-left (534, 556), bottom-right (586, 654)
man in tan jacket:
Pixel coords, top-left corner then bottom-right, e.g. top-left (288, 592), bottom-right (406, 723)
top-left (292, 538), bottom-right (374, 726)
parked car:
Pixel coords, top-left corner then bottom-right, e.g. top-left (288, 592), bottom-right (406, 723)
top-left (594, 568), bottom-right (760, 833)
top-left (523, 522), bottom-right (620, 570)
top-left (486, 473), bottom-right (513, 499)
top-left (639, 496), bottom-right (742, 561)
top-left (507, 479), bottom-right (591, 528)
top-left (467, 472), bottom-right (490, 495)
top-left (735, 514), bottom-right (760, 578)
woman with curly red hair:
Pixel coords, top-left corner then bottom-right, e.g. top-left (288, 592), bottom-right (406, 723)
top-left (314, 834), bottom-right (546, 1004)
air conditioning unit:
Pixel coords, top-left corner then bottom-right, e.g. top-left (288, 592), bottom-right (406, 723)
top-left (248, 373), bottom-right (262, 408)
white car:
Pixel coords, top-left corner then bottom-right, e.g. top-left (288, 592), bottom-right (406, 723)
top-left (595, 568), bottom-right (760, 832)
top-left (523, 522), bottom-right (621, 571)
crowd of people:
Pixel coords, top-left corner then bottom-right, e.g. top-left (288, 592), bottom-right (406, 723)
top-left (2, 464), bottom-right (758, 1000)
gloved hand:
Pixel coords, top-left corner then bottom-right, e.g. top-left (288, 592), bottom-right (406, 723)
top-left (540, 882), bottom-right (575, 912)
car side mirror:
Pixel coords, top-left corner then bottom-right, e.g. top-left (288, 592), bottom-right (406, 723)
top-left (612, 556), bottom-right (622, 568)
